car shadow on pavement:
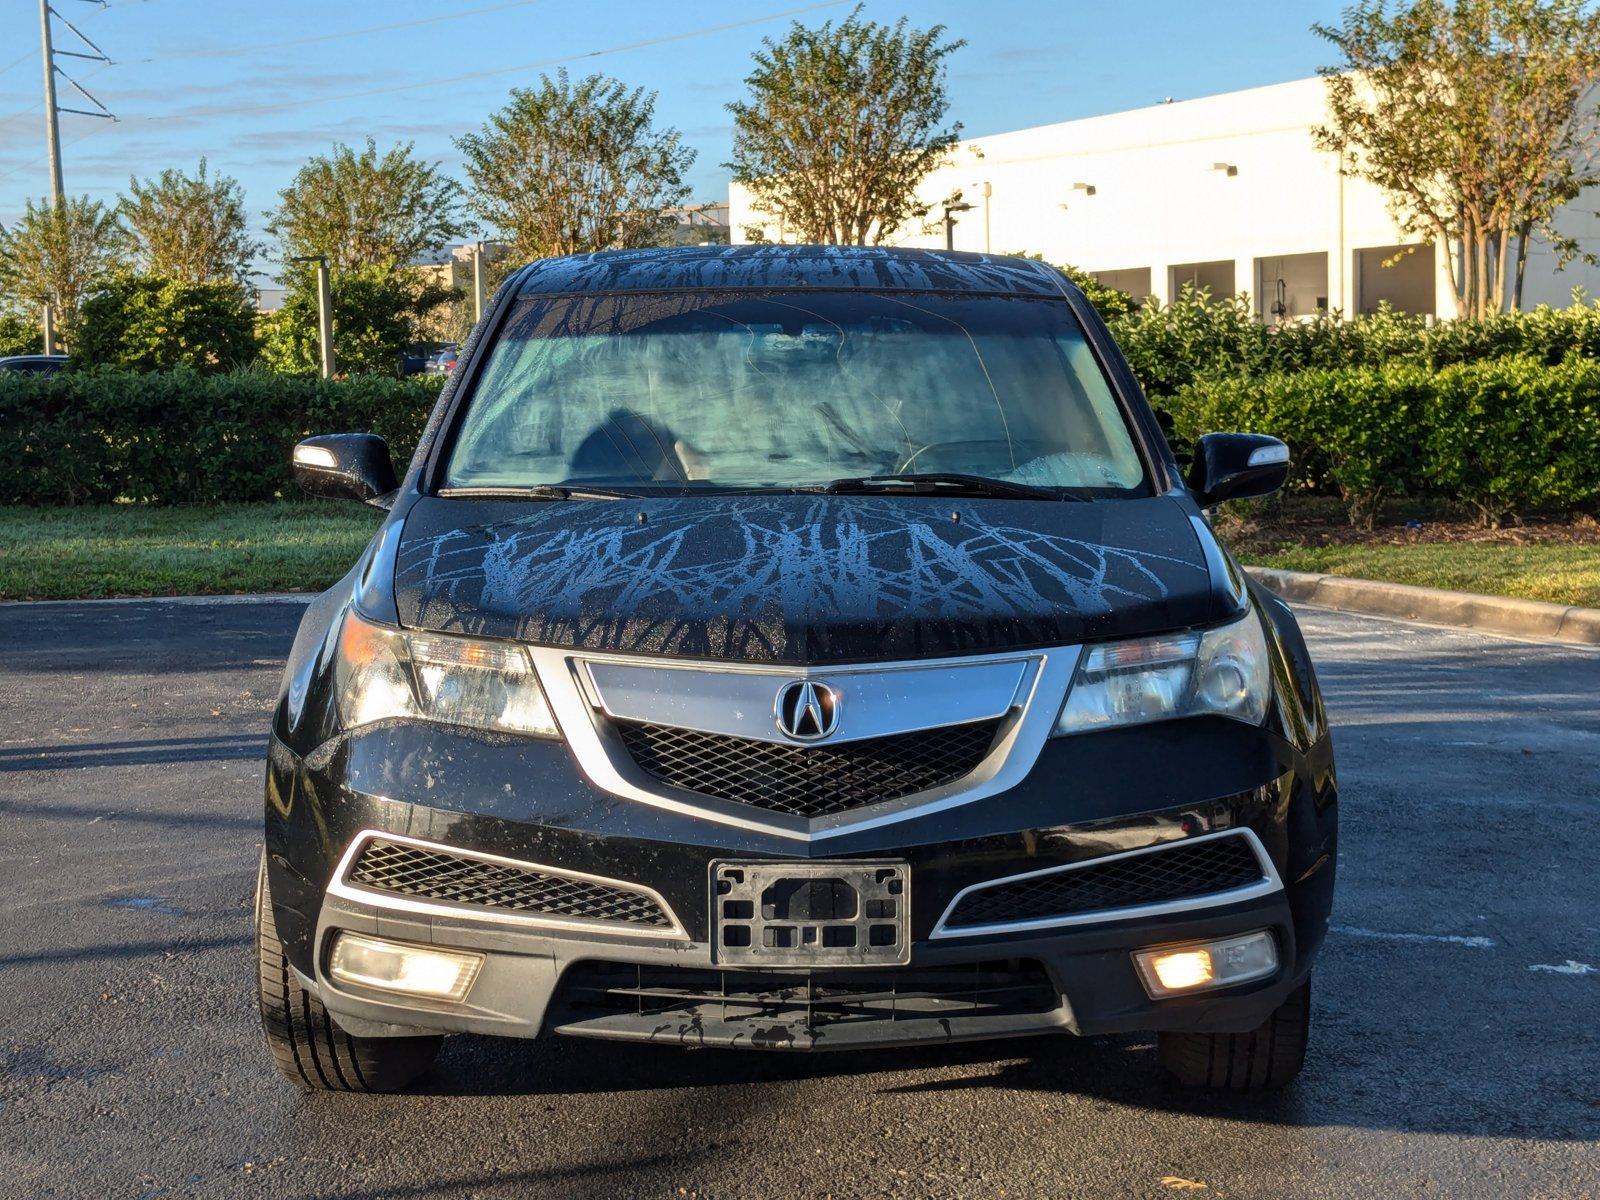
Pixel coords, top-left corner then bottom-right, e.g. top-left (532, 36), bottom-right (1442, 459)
top-left (0, 734), bottom-right (265, 773)
top-left (406, 946), bottom-right (1597, 1144)
top-left (0, 934), bottom-right (252, 969)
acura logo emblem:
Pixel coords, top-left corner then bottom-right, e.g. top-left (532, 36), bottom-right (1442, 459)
top-left (774, 680), bottom-right (840, 741)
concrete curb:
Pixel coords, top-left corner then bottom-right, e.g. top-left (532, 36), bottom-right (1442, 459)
top-left (1245, 566), bottom-right (1600, 646)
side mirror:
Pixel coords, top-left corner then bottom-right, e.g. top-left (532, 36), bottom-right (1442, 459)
top-left (1187, 432), bottom-right (1289, 507)
top-left (292, 433), bottom-right (398, 506)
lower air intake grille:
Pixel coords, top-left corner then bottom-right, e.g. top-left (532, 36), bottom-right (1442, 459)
top-left (558, 960), bottom-right (1060, 1029)
top-left (944, 834), bottom-right (1267, 930)
top-left (346, 838), bottom-right (673, 928)
top-left (614, 719), bottom-right (1002, 819)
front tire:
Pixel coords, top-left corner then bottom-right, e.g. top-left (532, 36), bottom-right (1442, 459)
top-left (255, 854), bottom-right (441, 1092)
top-left (1157, 979), bottom-right (1311, 1090)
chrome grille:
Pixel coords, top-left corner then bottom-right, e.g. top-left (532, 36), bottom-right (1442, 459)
top-left (347, 838), bottom-right (672, 928)
top-left (944, 834), bottom-right (1267, 929)
top-left (613, 718), bottom-right (1002, 819)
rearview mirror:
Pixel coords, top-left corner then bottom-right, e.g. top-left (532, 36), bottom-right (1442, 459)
top-left (292, 434), bottom-right (398, 506)
top-left (1187, 432), bottom-right (1289, 507)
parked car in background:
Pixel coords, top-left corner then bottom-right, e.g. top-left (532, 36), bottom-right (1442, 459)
top-left (0, 354), bottom-right (68, 375)
top-left (423, 344), bottom-right (459, 374)
top-left (260, 245), bottom-right (1337, 1096)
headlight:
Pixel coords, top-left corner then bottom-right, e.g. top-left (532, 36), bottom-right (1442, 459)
top-left (334, 610), bottom-right (558, 738)
top-left (1054, 610), bottom-right (1271, 735)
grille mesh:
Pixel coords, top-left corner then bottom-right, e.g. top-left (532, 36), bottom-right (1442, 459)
top-left (614, 719), bottom-right (1002, 819)
top-left (347, 839), bottom-right (672, 928)
top-left (945, 835), bottom-right (1266, 929)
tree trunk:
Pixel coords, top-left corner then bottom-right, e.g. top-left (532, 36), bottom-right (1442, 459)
top-left (1447, 236), bottom-right (1471, 318)
top-left (1461, 229), bottom-right (1478, 318)
top-left (1512, 221), bottom-right (1531, 312)
top-left (1473, 227), bottom-right (1490, 318)
top-left (1492, 224), bottom-right (1512, 314)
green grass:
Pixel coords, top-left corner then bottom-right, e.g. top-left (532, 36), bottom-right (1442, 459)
top-left (1246, 541), bottom-right (1600, 608)
top-left (0, 503), bottom-right (382, 601)
top-left (3, 502), bottom-right (1599, 610)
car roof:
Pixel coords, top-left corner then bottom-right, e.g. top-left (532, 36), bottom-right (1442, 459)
top-left (0, 354), bottom-right (68, 363)
top-left (512, 245), bottom-right (1076, 300)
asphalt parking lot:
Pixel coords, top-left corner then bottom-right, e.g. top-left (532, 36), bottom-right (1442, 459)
top-left (1, 597), bottom-right (1596, 1199)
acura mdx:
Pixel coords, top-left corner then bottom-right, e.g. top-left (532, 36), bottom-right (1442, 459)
top-left (259, 245), bottom-right (1336, 1093)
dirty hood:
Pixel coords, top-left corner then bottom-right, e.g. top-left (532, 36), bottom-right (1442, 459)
top-left (391, 494), bottom-right (1228, 665)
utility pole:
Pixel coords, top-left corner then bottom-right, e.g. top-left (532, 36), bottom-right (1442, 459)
top-left (39, 0), bottom-right (63, 207)
top-left (36, 0), bottom-right (115, 353)
top-left (292, 255), bottom-right (336, 378)
top-left (39, 0), bottom-right (61, 351)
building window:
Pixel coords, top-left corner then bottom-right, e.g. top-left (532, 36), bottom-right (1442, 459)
top-left (1092, 268), bottom-right (1153, 300)
top-left (1354, 244), bottom-right (1434, 316)
top-left (1253, 253), bottom-right (1329, 324)
top-left (1169, 260), bottom-right (1235, 301)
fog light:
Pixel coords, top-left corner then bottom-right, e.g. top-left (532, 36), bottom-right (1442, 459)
top-left (328, 933), bottom-right (483, 1002)
top-left (1133, 930), bottom-right (1278, 998)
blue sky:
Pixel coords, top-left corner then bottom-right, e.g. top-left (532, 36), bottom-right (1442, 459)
top-left (0, 0), bottom-right (1346, 260)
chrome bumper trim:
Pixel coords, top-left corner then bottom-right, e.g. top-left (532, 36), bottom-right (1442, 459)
top-left (326, 829), bottom-right (689, 942)
top-left (929, 828), bottom-right (1283, 939)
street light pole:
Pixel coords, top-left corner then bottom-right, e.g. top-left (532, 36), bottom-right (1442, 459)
top-left (292, 255), bottom-right (335, 379)
top-left (314, 259), bottom-right (334, 378)
top-left (942, 202), bottom-right (975, 252)
top-left (471, 242), bottom-right (485, 324)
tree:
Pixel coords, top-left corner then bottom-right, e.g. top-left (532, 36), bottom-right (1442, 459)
top-left (1315, 0), bottom-right (1600, 318)
top-left (120, 159), bottom-right (261, 286)
top-left (0, 311), bottom-right (39, 356)
top-left (75, 274), bottom-right (257, 372)
top-left (266, 139), bottom-right (470, 271)
top-left (259, 265), bottom-right (452, 377)
top-left (0, 196), bottom-right (126, 345)
top-left (1058, 265), bottom-right (1139, 321)
top-left (456, 71), bottom-right (695, 261)
top-left (727, 6), bottom-right (965, 245)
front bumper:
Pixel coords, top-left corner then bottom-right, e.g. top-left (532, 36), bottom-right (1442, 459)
top-left (308, 872), bottom-right (1307, 1050)
top-left (265, 710), bottom-right (1336, 1051)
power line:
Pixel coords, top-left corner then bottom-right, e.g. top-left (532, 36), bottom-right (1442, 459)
top-left (0, 1), bottom-right (845, 209)
top-left (39, 0), bottom-right (116, 204)
top-left (135, 0), bottom-right (551, 63)
top-left (0, 60), bottom-right (108, 131)
top-left (0, 118), bottom-right (113, 194)
top-left (132, 0), bottom-right (846, 124)
top-left (0, 0), bottom-right (121, 83)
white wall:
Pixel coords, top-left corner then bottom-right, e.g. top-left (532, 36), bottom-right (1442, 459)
top-left (730, 76), bottom-right (1600, 317)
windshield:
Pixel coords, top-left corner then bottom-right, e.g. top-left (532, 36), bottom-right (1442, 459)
top-left (444, 289), bottom-right (1147, 494)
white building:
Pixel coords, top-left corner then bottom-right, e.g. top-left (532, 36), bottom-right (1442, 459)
top-left (730, 77), bottom-right (1600, 319)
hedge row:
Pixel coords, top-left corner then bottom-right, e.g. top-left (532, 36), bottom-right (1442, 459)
top-left (1113, 292), bottom-right (1600, 396)
top-left (0, 370), bottom-right (443, 505)
top-left (6, 357), bottom-right (1597, 525)
top-left (1165, 357), bottom-right (1600, 526)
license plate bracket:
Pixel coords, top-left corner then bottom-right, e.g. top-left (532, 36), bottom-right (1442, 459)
top-left (710, 860), bottom-right (910, 967)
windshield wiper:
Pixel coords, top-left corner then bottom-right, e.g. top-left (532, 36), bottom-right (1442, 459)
top-left (436, 484), bottom-right (635, 501)
top-left (818, 473), bottom-right (1086, 501)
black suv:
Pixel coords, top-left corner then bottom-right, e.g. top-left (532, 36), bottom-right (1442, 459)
top-left (260, 246), bottom-right (1335, 1093)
